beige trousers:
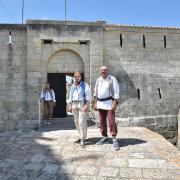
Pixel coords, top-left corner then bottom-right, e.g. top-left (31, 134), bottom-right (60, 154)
top-left (72, 101), bottom-right (87, 140)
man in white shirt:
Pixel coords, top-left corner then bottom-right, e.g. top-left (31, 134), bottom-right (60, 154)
top-left (69, 72), bottom-right (91, 147)
top-left (40, 82), bottom-right (56, 125)
top-left (94, 66), bottom-right (120, 150)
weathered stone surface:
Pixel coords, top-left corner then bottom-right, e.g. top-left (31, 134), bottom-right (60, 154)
top-left (42, 163), bottom-right (59, 174)
top-left (129, 159), bottom-right (167, 168)
top-left (106, 159), bottom-right (127, 167)
top-left (0, 127), bottom-right (180, 179)
top-left (119, 168), bottom-right (142, 178)
top-left (75, 166), bottom-right (96, 175)
top-left (31, 154), bottom-right (46, 163)
top-left (99, 167), bottom-right (119, 177)
top-left (25, 163), bottom-right (43, 172)
top-left (59, 165), bottom-right (76, 174)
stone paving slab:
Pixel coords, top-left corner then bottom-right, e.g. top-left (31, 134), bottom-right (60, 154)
top-left (0, 127), bottom-right (180, 180)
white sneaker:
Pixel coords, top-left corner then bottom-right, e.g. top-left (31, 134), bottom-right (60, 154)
top-left (80, 140), bottom-right (85, 147)
top-left (113, 139), bottom-right (120, 151)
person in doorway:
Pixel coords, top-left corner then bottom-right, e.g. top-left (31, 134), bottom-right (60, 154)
top-left (40, 82), bottom-right (56, 125)
top-left (94, 66), bottom-right (120, 150)
top-left (68, 72), bottom-right (91, 147)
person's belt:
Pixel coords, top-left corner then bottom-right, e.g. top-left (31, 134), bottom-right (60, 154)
top-left (72, 100), bottom-right (84, 102)
top-left (44, 100), bottom-right (53, 102)
top-left (97, 97), bottom-right (114, 101)
top-left (72, 100), bottom-right (87, 104)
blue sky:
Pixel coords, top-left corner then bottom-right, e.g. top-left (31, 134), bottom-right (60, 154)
top-left (0, 0), bottom-right (180, 27)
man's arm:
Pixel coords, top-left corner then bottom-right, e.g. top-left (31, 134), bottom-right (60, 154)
top-left (83, 83), bottom-right (91, 112)
top-left (85, 83), bottom-right (91, 102)
top-left (40, 90), bottom-right (44, 101)
top-left (52, 90), bottom-right (56, 102)
top-left (112, 77), bottom-right (120, 111)
top-left (68, 85), bottom-right (73, 112)
top-left (52, 90), bottom-right (56, 106)
top-left (93, 79), bottom-right (98, 111)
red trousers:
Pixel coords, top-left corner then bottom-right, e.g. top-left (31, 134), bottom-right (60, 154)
top-left (98, 109), bottom-right (118, 137)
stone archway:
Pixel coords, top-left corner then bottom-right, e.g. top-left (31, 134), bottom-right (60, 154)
top-left (47, 49), bottom-right (84, 118)
top-left (47, 49), bottom-right (84, 73)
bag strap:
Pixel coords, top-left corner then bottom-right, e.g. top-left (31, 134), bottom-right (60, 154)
top-left (43, 89), bottom-right (53, 100)
top-left (48, 89), bottom-right (53, 100)
top-left (80, 81), bottom-right (86, 100)
top-left (108, 76), bottom-right (114, 97)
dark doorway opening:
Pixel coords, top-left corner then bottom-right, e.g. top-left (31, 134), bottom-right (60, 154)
top-left (48, 73), bottom-right (67, 118)
top-left (47, 72), bottom-right (84, 118)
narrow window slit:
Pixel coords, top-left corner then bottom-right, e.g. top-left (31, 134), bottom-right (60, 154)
top-left (42, 39), bottom-right (53, 44)
top-left (164, 35), bottom-right (166, 48)
top-left (158, 88), bottom-right (161, 99)
top-left (9, 31), bottom-right (12, 46)
top-left (120, 34), bottom-right (122, 47)
top-left (137, 89), bottom-right (140, 100)
top-left (143, 35), bottom-right (146, 48)
top-left (79, 40), bottom-right (89, 45)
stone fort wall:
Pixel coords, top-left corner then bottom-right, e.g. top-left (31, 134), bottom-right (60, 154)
top-left (0, 20), bottom-right (180, 145)
top-left (104, 25), bottom-right (180, 144)
top-left (0, 25), bottom-right (27, 130)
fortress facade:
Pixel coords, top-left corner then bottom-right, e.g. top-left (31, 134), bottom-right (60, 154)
top-left (0, 20), bottom-right (180, 145)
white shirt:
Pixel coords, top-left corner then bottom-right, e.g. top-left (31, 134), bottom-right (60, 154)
top-left (69, 82), bottom-right (91, 103)
top-left (40, 89), bottom-right (56, 102)
top-left (94, 75), bottom-right (120, 110)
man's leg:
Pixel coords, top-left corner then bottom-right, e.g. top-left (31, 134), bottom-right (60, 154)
top-left (99, 109), bottom-right (108, 137)
top-left (79, 109), bottom-right (87, 142)
top-left (72, 107), bottom-right (80, 138)
top-left (48, 101), bottom-right (54, 124)
top-left (43, 102), bottom-right (48, 124)
top-left (107, 110), bottom-right (117, 137)
top-left (96, 109), bottom-right (109, 145)
top-left (107, 110), bottom-right (119, 150)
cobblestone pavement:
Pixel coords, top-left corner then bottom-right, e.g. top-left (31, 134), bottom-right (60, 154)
top-left (0, 126), bottom-right (180, 180)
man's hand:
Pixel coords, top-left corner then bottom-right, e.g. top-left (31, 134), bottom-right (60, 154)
top-left (68, 104), bottom-right (72, 113)
top-left (83, 104), bottom-right (88, 113)
top-left (53, 102), bottom-right (56, 107)
top-left (93, 101), bottom-right (98, 111)
top-left (112, 100), bottom-right (118, 112)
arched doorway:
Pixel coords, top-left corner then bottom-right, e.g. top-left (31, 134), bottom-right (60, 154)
top-left (47, 49), bottom-right (84, 118)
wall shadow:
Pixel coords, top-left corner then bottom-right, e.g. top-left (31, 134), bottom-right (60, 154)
top-left (115, 70), bottom-right (138, 104)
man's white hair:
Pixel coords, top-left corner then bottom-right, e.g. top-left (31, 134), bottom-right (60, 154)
top-left (100, 66), bottom-right (108, 70)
